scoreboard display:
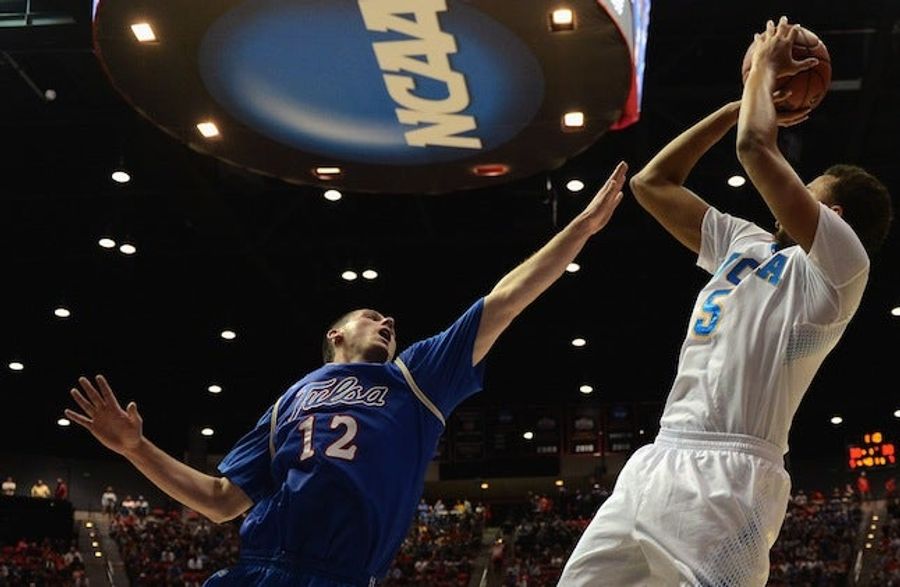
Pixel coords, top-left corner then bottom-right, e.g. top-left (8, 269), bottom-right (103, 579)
top-left (848, 431), bottom-right (895, 470)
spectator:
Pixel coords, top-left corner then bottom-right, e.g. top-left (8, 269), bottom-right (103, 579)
top-left (30, 479), bottom-right (51, 498)
top-left (54, 478), bottom-right (69, 500)
top-left (1, 476), bottom-right (15, 496)
top-left (101, 486), bottom-right (117, 515)
top-left (857, 471), bottom-right (871, 501)
top-left (136, 494), bottom-right (150, 517)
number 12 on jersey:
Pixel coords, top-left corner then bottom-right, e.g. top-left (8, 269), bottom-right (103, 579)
top-left (297, 414), bottom-right (359, 461)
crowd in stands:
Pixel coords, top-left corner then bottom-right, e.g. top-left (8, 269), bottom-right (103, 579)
top-left (767, 486), bottom-right (862, 586)
top-left (381, 498), bottom-right (485, 586)
top-left (110, 508), bottom-right (240, 586)
top-left (495, 485), bottom-right (610, 587)
top-left (0, 476), bottom-right (68, 500)
top-left (0, 538), bottom-right (87, 586)
top-left (871, 477), bottom-right (900, 586)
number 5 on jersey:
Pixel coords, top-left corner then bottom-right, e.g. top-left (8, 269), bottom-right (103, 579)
top-left (297, 414), bottom-right (359, 461)
top-left (693, 288), bottom-right (732, 336)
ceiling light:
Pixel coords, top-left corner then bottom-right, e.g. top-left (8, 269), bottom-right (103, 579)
top-left (830, 416), bottom-right (843, 425)
top-left (119, 243), bottom-right (137, 255)
top-left (98, 237), bottom-right (116, 249)
top-left (341, 270), bottom-right (358, 281)
top-left (473, 164), bottom-right (510, 177)
top-left (200, 427), bottom-right (215, 437)
top-left (554, 479), bottom-right (564, 487)
top-left (579, 384), bottom-right (593, 394)
top-left (727, 175), bottom-right (746, 188)
top-left (566, 179), bottom-right (585, 192)
top-left (196, 121), bottom-right (220, 138)
top-left (362, 269), bottom-right (378, 280)
top-left (84, 522), bottom-right (93, 528)
top-left (571, 337), bottom-right (586, 347)
top-left (207, 384), bottom-right (223, 394)
top-left (893, 409), bottom-right (900, 419)
top-left (94, 551), bottom-right (103, 558)
top-left (8, 362), bottom-right (24, 371)
top-left (54, 307), bottom-right (71, 319)
top-left (480, 482), bottom-right (489, 490)
top-left (323, 189), bottom-right (342, 202)
top-left (549, 8), bottom-right (575, 31)
top-left (565, 262), bottom-right (580, 273)
top-left (57, 418), bottom-right (70, 427)
top-left (891, 307), bottom-right (900, 317)
top-left (220, 330), bottom-right (237, 340)
top-left (523, 431), bottom-right (534, 440)
top-left (314, 166), bottom-right (342, 180)
top-left (130, 22), bottom-right (156, 43)
top-left (111, 170), bottom-right (131, 184)
top-left (563, 111), bottom-right (584, 129)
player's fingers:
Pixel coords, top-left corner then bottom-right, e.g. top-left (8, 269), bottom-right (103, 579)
top-left (796, 57), bottom-right (819, 72)
top-left (70, 388), bottom-right (95, 416)
top-left (95, 375), bottom-right (119, 407)
top-left (772, 89), bottom-right (793, 103)
top-left (609, 161), bottom-right (628, 189)
top-left (79, 376), bottom-right (107, 407)
top-left (64, 408), bottom-right (93, 429)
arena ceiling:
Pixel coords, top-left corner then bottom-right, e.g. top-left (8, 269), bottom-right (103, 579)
top-left (1, 0), bottom-right (898, 470)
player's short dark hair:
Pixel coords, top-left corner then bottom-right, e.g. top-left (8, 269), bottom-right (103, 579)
top-left (823, 164), bottom-right (893, 255)
top-left (321, 310), bottom-right (359, 363)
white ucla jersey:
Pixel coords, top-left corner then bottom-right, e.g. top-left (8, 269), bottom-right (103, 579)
top-left (660, 204), bottom-right (869, 452)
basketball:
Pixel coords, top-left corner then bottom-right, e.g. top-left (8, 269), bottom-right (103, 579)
top-left (741, 26), bottom-right (831, 113)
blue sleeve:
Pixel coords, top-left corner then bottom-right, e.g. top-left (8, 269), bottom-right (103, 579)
top-left (398, 298), bottom-right (486, 418)
top-left (217, 406), bottom-right (275, 503)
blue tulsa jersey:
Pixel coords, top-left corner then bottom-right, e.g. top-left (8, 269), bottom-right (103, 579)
top-left (217, 299), bottom-right (485, 583)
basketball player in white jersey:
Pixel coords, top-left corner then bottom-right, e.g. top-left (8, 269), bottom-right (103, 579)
top-left (559, 17), bottom-right (892, 586)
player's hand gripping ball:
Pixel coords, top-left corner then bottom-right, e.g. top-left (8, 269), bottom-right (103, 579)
top-left (742, 23), bottom-right (831, 114)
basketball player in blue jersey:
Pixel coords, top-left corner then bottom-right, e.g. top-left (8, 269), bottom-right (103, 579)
top-left (64, 161), bottom-right (628, 587)
top-left (560, 17), bottom-right (893, 586)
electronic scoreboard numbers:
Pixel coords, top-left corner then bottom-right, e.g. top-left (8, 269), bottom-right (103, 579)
top-left (847, 431), bottom-right (895, 470)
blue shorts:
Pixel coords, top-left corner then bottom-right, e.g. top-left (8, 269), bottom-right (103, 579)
top-left (203, 554), bottom-right (377, 587)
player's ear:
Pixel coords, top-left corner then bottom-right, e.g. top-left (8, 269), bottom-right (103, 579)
top-left (829, 203), bottom-right (844, 218)
top-left (327, 328), bottom-right (343, 346)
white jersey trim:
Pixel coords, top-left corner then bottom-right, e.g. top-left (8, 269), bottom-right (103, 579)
top-left (394, 357), bottom-right (446, 426)
top-left (268, 395), bottom-right (282, 460)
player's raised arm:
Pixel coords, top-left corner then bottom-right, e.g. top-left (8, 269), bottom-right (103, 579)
top-left (472, 161), bottom-right (627, 365)
top-left (737, 17), bottom-right (821, 252)
top-left (66, 375), bottom-right (252, 523)
top-left (628, 102), bottom-right (740, 254)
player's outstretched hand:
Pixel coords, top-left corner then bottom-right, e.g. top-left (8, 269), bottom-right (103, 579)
top-left (752, 16), bottom-right (819, 79)
top-left (577, 161), bottom-right (627, 235)
top-left (65, 375), bottom-right (143, 456)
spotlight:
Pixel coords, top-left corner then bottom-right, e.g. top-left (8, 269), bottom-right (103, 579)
top-left (220, 330), bottom-right (237, 341)
top-left (549, 8), bottom-right (575, 31)
top-left (523, 431), bottom-right (534, 440)
top-left (200, 428), bottom-right (215, 437)
top-left (830, 416), bottom-right (843, 425)
top-left (323, 189), bottom-right (342, 202)
top-left (54, 307), bottom-right (71, 319)
top-left (579, 385), bottom-right (593, 394)
top-left (119, 243), bottom-right (137, 255)
top-left (566, 179), bottom-right (585, 192)
top-left (196, 121), bottom-right (220, 138)
top-left (57, 418), bottom-right (70, 427)
top-left (565, 262), bottom-right (580, 273)
top-left (362, 269), bottom-right (378, 280)
top-left (341, 270), bottom-right (358, 282)
top-left (98, 237), bottom-right (116, 249)
top-left (130, 22), bottom-right (157, 43)
top-left (8, 362), bottom-right (24, 372)
top-left (111, 170), bottom-right (131, 184)
top-left (562, 111), bottom-right (584, 129)
top-left (727, 175), bottom-right (746, 188)
top-left (571, 338), bottom-right (586, 347)
top-left (207, 384), bottom-right (223, 394)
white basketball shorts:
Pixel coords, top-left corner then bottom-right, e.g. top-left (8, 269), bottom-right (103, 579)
top-left (558, 428), bottom-right (791, 587)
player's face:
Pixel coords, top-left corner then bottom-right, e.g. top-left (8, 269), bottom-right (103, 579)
top-left (338, 309), bottom-right (396, 363)
top-left (774, 174), bottom-right (839, 248)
